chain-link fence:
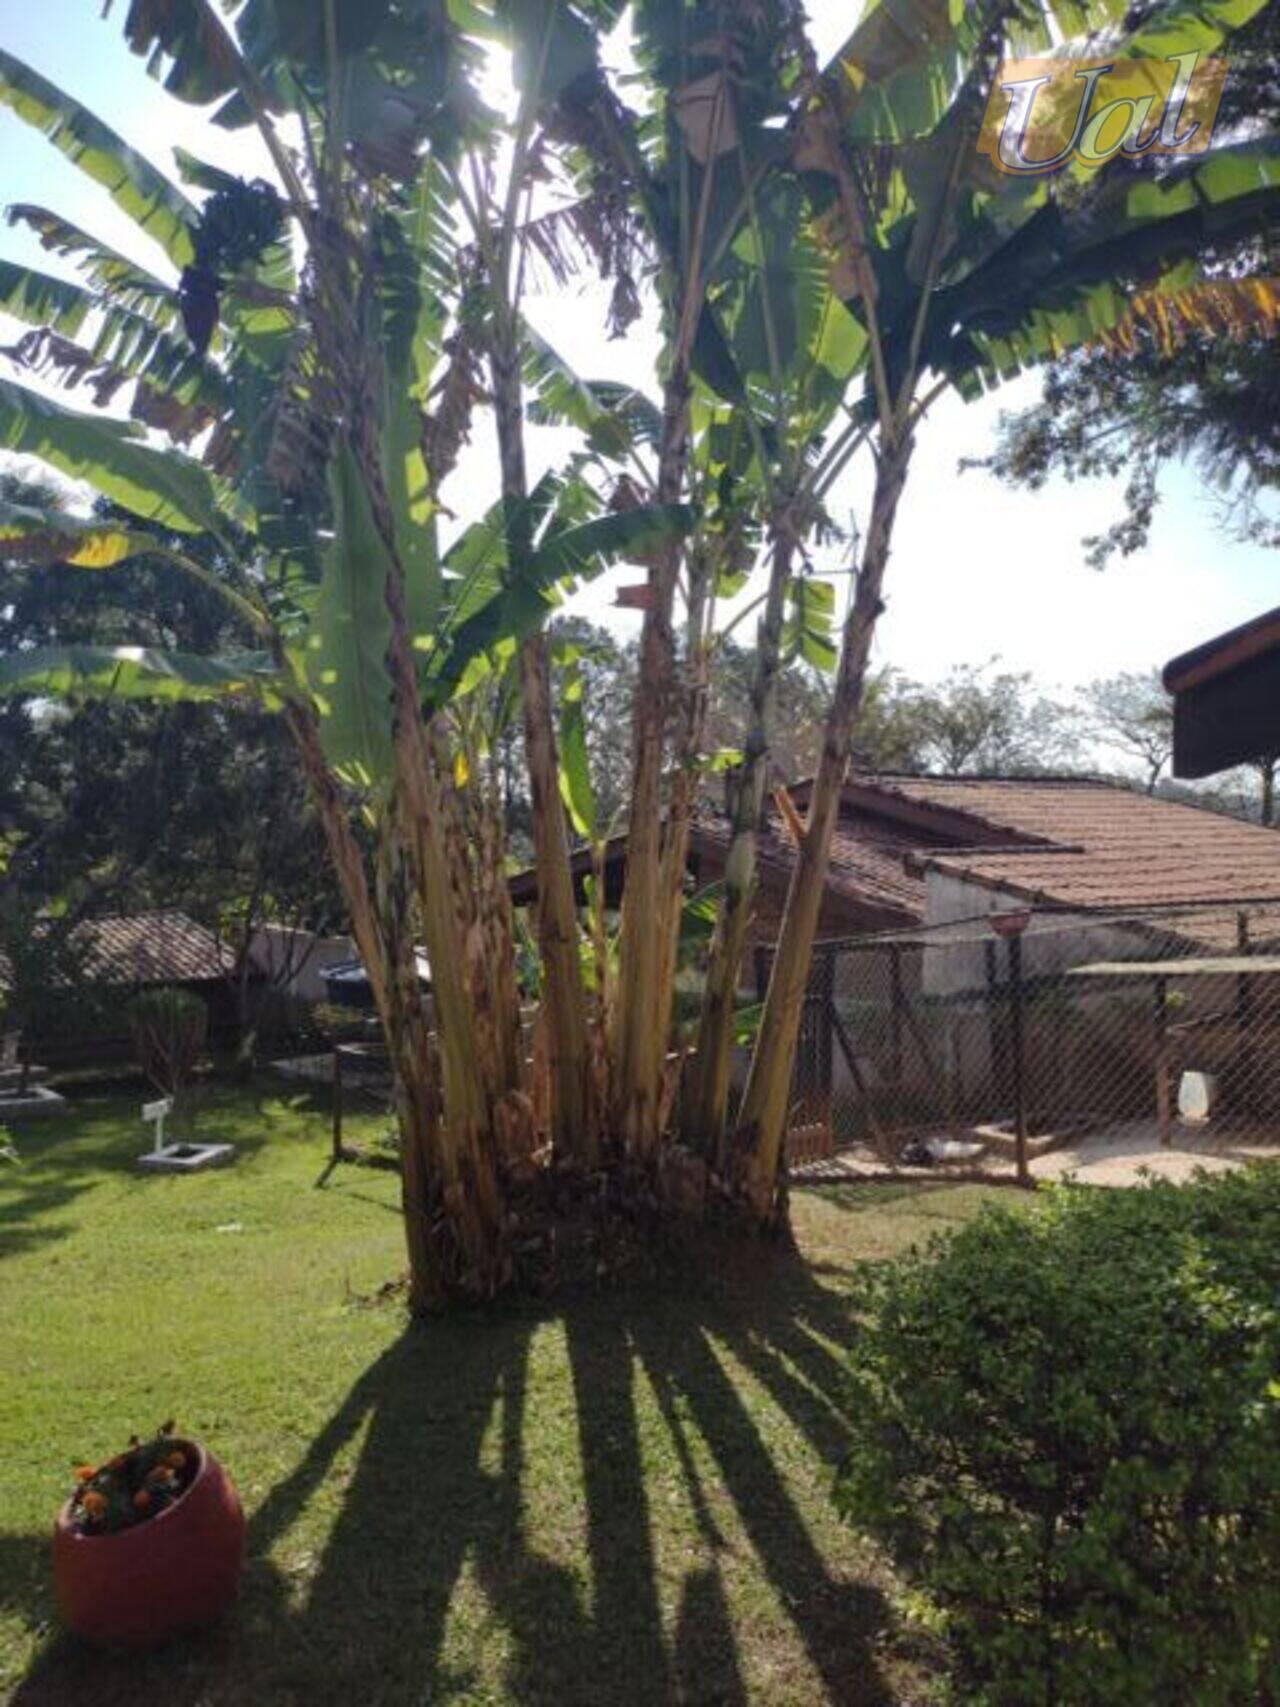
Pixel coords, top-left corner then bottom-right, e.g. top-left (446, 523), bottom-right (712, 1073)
top-left (756, 899), bottom-right (1280, 1170)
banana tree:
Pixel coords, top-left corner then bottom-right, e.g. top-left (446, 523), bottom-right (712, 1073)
top-left (2, 0), bottom-right (1277, 1284)
top-left (0, 4), bottom-right (688, 1303)
top-left (526, 0), bottom-right (817, 1154)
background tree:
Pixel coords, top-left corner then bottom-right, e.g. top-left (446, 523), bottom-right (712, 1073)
top-left (127, 986), bottom-right (208, 1115)
top-left (0, 892), bottom-right (97, 1091)
top-left (976, 2), bottom-right (1280, 567)
top-left (907, 661), bottom-right (1078, 776)
top-left (1083, 668), bottom-right (1174, 793)
top-left (0, 479), bottom-right (341, 1063)
top-left (703, 643), bottom-right (833, 787)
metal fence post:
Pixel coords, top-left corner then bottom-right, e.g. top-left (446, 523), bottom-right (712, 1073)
top-left (889, 943), bottom-right (905, 1132)
top-left (1236, 910), bottom-right (1256, 1118)
top-left (332, 1044), bottom-right (344, 1162)
top-left (1008, 932), bottom-right (1029, 1183)
top-left (1154, 975), bottom-right (1171, 1147)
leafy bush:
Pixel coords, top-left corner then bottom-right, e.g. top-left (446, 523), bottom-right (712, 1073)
top-left (127, 987), bottom-right (208, 1100)
top-left (0, 896), bottom-right (103, 1082)
top-left (311, 1002), bottom-right (378, 1045)
top-left (836, 1171), bottom-right (1280, 1706)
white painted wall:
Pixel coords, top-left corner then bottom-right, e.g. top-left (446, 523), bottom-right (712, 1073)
top-left (921, 871), bottom-right (1154, 996)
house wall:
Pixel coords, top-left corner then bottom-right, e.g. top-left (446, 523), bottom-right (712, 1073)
top-left (250, 926), bottom-right (356, 1005)
top-left (921, 872), bottom-right (1152, 996)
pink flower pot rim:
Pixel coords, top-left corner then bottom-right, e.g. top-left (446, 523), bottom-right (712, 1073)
top-left (56, 1438), bottom-right (209, 1543)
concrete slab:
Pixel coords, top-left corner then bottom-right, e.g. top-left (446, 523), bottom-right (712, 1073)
top-left (796, 1118), bottom-right (1279, 1190)
top-left (0, 1084), bottom-right (67, 1120)
top-left (137, 1142), bottom-right (236, 1174)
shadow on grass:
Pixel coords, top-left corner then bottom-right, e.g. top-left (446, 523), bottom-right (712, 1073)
top-left (11, 1248), bottom-right (900, 1707)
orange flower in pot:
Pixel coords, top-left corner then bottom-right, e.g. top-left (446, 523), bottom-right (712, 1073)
top-left (53, 1424), bottom-right (245, 1648)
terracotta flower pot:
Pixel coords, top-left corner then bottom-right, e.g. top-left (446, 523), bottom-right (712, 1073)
top-left (53, 1440), bottom-right (246, 1649)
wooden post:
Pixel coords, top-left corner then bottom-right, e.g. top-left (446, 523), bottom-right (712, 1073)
top-left (1154, 976), bottom-right (1172, 1148)
top-left (1009, 933), bottom-right (1029, 1185)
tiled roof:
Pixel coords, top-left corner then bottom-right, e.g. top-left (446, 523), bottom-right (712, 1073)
top-left (877, 775), bottom-right (1280, 912)
top-left (515, 774), bottom-right (1280, 940)
top-left (74, 910), bottom-right (230, 985)
top-left (0, 910), bottom-right (231, 993)
top-left (690, 814), bottom-right (926, 923)
top-left (828, 824), bottom-right (928, 916)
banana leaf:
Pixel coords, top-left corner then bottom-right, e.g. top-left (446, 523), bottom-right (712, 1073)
top-left (0, 377), bottom-right (231, 536)
top-left (0, 644), bottom-right (279, 703)
top-left (297, 444), bottom-right (396, 788)
top-left (0, 50), bottom-right (197, 268)
top-left (0, 499), bottom-right (159, 568)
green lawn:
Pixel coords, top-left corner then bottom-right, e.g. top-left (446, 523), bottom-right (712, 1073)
top-left (0, 1083), bottom-right (1008, 1706)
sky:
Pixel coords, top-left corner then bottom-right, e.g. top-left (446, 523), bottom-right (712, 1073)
top-left (1, 0), bottom-right (1276, 707)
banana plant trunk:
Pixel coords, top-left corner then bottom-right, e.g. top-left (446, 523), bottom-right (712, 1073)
top-left (651, 543), bottom-right (715, 1094)
top-left (283, 704), bottom-right (440, 1308)
top-left (731, 442), bottom-right (913, 1219)
top-left (687, 523), bottom-right (794, 1163)
top-left (612, 370), bottom-right (691, 1155)
top-left (431, 725), bottom-right (525, 1117)
top-left (491, 340), bottom-right (594, 1163)
top-left (382, 554), bottom-right (510, 1297)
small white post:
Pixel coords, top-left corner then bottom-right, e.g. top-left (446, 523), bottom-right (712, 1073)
top-left (142, 1097), bottom-right (173, 1154)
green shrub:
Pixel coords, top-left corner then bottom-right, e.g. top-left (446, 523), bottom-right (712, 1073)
top-left (126, 987), bottom-right (208, 1100)
top-left (836, 1170), bottom-right (1280, 1706)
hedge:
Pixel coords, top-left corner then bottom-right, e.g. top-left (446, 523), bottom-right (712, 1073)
top-left (836, 1169), bottom-right (1280, 1705)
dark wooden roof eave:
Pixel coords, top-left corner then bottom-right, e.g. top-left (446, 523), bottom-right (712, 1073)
top-left (1163, 604), bottom-right (1280, 695)
top-left (1163, 606), bottom-right (1280, 779)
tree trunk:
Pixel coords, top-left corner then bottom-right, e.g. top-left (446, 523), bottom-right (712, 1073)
top-left (608, 71), bottom-right (731, 1156)
top-left (490, 339), bottom-right (594, 1162)
top-left (381, 795), bottom-right (513, 1304)
top-left (464, 730), bottom-right (530, 1128)
top-left (329, 358), bottom-right (511, 1294)
top-left (519, 629), bottom-right (594, 1157)
top-left (731, 441), bottom-right (914, 1219)
top-left (686, 523), bottom-right (793, 1163)
top-left (1260, 754), bottom-right (1276, 826)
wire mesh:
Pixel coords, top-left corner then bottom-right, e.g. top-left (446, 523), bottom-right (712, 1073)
top-left (760, 900), bottom-right (1280, 1170)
